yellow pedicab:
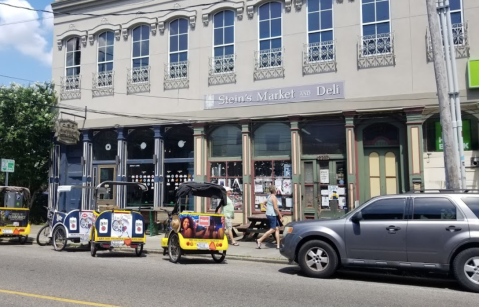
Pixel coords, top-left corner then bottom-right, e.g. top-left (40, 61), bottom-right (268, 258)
top-left (161, 182), bottom-right (229, 263)
top-left (0, 186), bottom-right (31, 244)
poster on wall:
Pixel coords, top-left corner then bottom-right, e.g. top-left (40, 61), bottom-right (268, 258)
top-left (328, 185), bottom-right (339, 200)
top-left (320, 169), bottom-right (329, 184)
top-left (436, 120), bottom-right (471, 151)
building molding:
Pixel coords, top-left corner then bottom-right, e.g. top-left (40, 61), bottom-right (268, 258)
top-left (87, 23), bottom-right (122, 45)
top-left (201, 1), bottom-right (244, 26)
top-left (56, 29), bottom-right (88, 50)
top-left (246, 0), bottom-right (302, 18)
top-left (157, 10), bottom-right (197, 34)
top-left (121, 17), bottom-right (158, 39)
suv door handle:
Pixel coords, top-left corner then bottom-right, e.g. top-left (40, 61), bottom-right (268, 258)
top-left (386, 225), bottom-right (401, 231)
top-left (445, 226), bottom-right (462, 232)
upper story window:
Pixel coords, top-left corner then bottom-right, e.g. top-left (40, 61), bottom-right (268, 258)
top-left (169, 18), bottom-right (188, 79)
top-left (450, 0), bottom-right (465, 46)
top-left (361, 0), bottom-right (391, 54)
top-left (307, 0), bottom-right (333, 61)
top-left (66, 37), bottom-right (81, 77)
top-left (132, 25), bottom-right (150, 69)
top-left (450, 0), bottom-right (463, 24)
top-left (98, 31), bottom-right (114, 73)
top-left (258, 2), bottom-right (282, 67)
top-left (213, 10), bottom-right (235, 73)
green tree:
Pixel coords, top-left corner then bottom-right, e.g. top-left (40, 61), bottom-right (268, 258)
top-left (0, 82), bottom-right (57, 209)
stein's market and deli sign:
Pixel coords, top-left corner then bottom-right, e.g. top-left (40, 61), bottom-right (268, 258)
top-left (204, 82), bottom-right (345, 110)
top-left (55, 119), bottom-right (80, 145)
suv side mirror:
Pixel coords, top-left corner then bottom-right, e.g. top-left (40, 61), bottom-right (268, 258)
top-left (351, 211), bottom-right (363, 223)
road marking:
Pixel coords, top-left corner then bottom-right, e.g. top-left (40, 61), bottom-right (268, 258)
top-left (0, 289), bottom-right (125, 307)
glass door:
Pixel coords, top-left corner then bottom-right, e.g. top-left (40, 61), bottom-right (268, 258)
top-left (96, 165), bottom-right (116, 208)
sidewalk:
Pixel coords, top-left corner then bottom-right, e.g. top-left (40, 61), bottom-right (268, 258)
top-left (28, 224), bottom-right (290, 264)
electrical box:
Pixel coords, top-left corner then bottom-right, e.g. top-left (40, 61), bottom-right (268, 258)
top-left (4, 191), bottom-right (23, 208)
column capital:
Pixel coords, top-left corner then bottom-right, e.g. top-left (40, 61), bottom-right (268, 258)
top-left (404, 107), bottom-right (425, 124)
top-left (116, 127), bottom-right (126, 140)
top-left (153, 125), bottom-right (163, 138)
top-left (82, 130), bottom-right (91, 142)
top-left (289, 116), bottom-right (301, 122)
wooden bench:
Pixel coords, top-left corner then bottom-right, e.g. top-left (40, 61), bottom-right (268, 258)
top-left (236, 222), bottom-right (284, 241)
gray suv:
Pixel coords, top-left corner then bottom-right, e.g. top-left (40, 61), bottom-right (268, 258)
top-left (280, 190), bottom-right (479, 292)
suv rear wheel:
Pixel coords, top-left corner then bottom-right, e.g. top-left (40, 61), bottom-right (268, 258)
top-left (298, 240), bottom-right (338, 278)
top-left (453, 248), bottom-right (479, 293)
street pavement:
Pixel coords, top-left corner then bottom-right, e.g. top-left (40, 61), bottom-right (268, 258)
top-left (1, 238), bottom-right (479, 307)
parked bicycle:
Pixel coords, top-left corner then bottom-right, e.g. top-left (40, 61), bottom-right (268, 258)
top-left (36, 206), bottom-right (53, 246)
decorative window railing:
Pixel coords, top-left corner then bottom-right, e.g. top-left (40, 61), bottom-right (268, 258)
top-left (92, 71), bottom-right (114, 97)
top-left (357, 32), bottom-right (395, 68)
top-left (60, 75), bottom-right (81, 100)
top-left (208, 54), bottom-right (236, 85)
top-left (127, 66), bottom-right (150, 94)
top-left (164, 61), bottom-right (189, 90)
top-left (426, 22), bottom-right (469, 62)
top-left (254, 47), bottom-right (285, 80)
top-left (303, 40), bottom-right (337, 75)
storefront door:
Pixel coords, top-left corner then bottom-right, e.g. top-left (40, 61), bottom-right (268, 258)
top-left (302, 159), bottom-right (347, 219)
top-left (364, 148), bottom-right (399, 199)
top-left (96, 165), bottom-right (116, 207)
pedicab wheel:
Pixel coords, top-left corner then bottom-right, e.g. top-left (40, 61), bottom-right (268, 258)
top-left (135, 244), bottom-right (144, 257)
top-left (168, 233), bottom-right (182, 263)
top-left (52, 227), bottom-right (67, 251)
top-left (36, 225), bottom-right (51, 246)
top-left (211, 250), bottom-right (226, 263)
top-left (18, 235), bottom-right (28, 245)
top-left (90, 241), bottom-right (97, 257)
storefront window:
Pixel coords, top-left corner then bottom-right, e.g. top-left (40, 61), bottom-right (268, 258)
top-left (126, 164), bottom-right (154, 207)
top-left (301, 121), bottom-right (346, 155)
top-left (209, 161), bottom-right (243, 211)
top-left (424, 115), bottom-right (477, 152)
top-left (164, 162), bottom-right (194, 209)
top-left (164, 126), bottom-right (194, 159)
top-left (253, 160), bottom-right (292, 213)
top-left (92, 130), bottom-right (117, 160)
top-left (210, 125), bottom-right (242, 157)
top-left (127, 128), bottom-right (154, 160)
top-left (254, 122), bottom-right (291, 156)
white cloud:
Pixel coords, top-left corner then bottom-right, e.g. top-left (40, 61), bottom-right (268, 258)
top-left (0, 0), bottom-right (52, 66)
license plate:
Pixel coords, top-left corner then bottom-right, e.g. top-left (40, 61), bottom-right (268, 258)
top-left (196, 242), bottom-right (209, 250)
top-left (111, 240), bottom-right (124, 247)
top-left (2, 229), bottom-right (13, 234)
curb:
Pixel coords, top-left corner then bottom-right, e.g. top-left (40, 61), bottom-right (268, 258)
top-left (143, 248), bottom-right (291, 265)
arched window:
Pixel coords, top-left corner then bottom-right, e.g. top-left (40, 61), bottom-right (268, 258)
top-left (213, 10), bottom-right (235, 73)
top-left (98, 31), bottom-right (114, 73)
top-left (363, 123), bottom-right (399, 146)
top-left (169, 18), bottom-right (188, 79)
top-left (301, 120), bottom-right (345, 154)
top-left (127, 128), bottom-right (154, 160)
top-left (164, 126), bottom-right (193, 159)
top-left (92, 130), bottom-right (118, 160)
top-left (132, 25), bottom-right (150, 82)
top-left (258, 2), bottom-right (282, 67)
top-left (254, 122), bottom-right (290, 156)
top-left (65, 37), bottom-right (81, 90)
top-left (210, 125), bottom-right (241, 157)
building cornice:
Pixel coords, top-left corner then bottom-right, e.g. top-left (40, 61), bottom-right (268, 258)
top-left (52, 0), bottom-right (128, 12)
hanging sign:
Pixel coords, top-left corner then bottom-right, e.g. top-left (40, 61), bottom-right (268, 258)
top-left (54, 119), bottom-right (80, 145)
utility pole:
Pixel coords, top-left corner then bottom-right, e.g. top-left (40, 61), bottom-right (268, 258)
top-left (425, 0), bottom-right (460, 189)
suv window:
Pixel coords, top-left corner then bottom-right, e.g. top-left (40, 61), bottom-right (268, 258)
top-left (412, 197), bottom-right (457, 220)
top-left (361, 198), bottom-right (406, 220)
top-left (460, 197), bottom-right (479, 218)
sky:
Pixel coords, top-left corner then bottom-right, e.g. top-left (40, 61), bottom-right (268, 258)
top-left (0, 0), bottom-right (53, 86)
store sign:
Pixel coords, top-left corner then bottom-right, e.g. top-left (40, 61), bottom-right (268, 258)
top-left (204, 82), bottom-right (345, 110)
top-left (435, 120), bottom-right (471, 151)
top-left (55, 119), bottom-right (80, 145)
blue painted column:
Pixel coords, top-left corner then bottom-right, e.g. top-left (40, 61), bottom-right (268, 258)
top-left (81, 130), bottom-right (93, 210)
top-left (153, 126), bottom-right (164, 209)
top-left (48, 143), bottom-right (61, 209)
top-left (116, 127), bottom-right (127, 208)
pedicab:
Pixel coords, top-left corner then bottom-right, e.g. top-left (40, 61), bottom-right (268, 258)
top-left (50, 181), bottom-right (148, 257)
top-left (161, 182), bottom-right (229, 263)
top-left (0, 186), bottom-right (31, 244)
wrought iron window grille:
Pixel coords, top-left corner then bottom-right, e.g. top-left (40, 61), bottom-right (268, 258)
top-left (254, 47), bottom-right (285, 80)
top-left (60, 75), bottom-right (81, 100)
top-left (426, 22), bottom-right (469, 62)
top-left (164, 61), bottom-right (189, 90)
top-left (303, 40), bottom-right (337, 75)
top-left (208, 54), bottom-right (236, 85)
top-left (357, 32), bottom-right (395, 69)
top-left (127, 66), bottom-right (150, 94)
top-left (92, 71), bottom-right (114, 97)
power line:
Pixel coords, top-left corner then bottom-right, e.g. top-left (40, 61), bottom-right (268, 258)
top-left (0, 1), bottom-right (229, 17)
